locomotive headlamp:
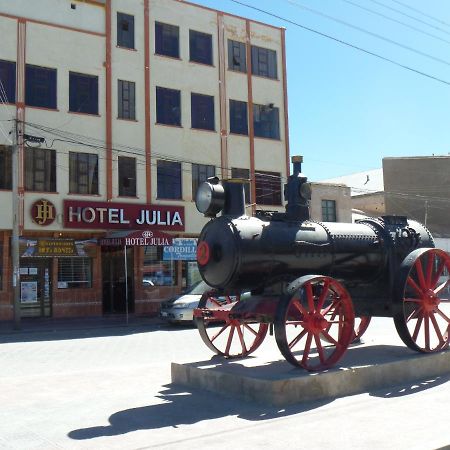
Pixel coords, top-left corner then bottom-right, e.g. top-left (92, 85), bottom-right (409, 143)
top-left (300, 182), bottom-right (311, 200)
top-left (195, 177), bottom-right (225, 217)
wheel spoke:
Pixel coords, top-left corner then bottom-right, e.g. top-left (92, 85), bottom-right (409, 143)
top-left (406, 305), bottom-right (421, 322)
top-left (424, 314), bottom-right (430, 351)
top-left (407, 276), bottom-right (423, 297)
top-left (236, 325), bottom-right (247, 354)
top-left (434, 280), bottom-right (449, 296)
top-left (414, 258), bottom-right (427, 290)
top-left (430, 313), bottom-right (445, 345)
top-left (301, 332), bottom-right (313, 364)
top-left (436, 307), bottom-right (450, 324)
top-left (243, 323), bottom-right (259, 336)
top-left (288, 327), bottom-right (308, 349)
top-left (291, 297), bottom-right (308, 316)
top-left (210, 324), bottom-right (229, 343)
top-left (412, 314), bottom-right (423, 342)
top-left (317, 279), bottom-right (330, 311)
top-left (431, 258), bottom-right (446, 289)
top-left (305, 283), bottom-right (315, 311)
top-left (225, 325), bottom-right (235, 355)
top-left (314, 333), bottom-right (325, 364)
top-left (425, 251), bottom-right (434, 289)
top-left (321, 329), bottom-right (338, 346)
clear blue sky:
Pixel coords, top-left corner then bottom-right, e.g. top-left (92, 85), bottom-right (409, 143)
top-left (193, 0), bottom-right (450, 181)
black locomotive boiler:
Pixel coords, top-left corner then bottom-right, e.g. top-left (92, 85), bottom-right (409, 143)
top-left (193, 156), bottom-right (450, 371)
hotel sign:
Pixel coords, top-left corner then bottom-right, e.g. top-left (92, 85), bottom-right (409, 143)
top-left (63, 200), bottom-right (185, 231)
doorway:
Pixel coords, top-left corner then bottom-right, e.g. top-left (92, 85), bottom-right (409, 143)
top-left (19, 258), bottom-right (52, 318)
top-left (102, 246), bottom-right (134, 314)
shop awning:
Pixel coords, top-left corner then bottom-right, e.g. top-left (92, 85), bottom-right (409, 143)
top-left (98, 229), bottom-right (174, 247)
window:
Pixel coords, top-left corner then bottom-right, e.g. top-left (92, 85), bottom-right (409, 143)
top-left (231, 167), bottom-right (250, 204)
top-left (189, 30), bottom-right (213, 65)
top-left (156, 87), bottom-right (181, 126)
top-left (118, 79), bottom-right (135, 120)
top-left (0, 60), bottom-right (16, 103)
top-left (191, 93), bottom-right (214, 131)
top-left (58, 257), bottom-right (92, 288)
top-left (118, 156), bottom-right (136, 197)
top-left (69, 72), bottom-right (98, 115)
top-left (25, 65), bottom-right (57, 109)
top-left (117, 12), bottom-right (134, 49)
top-left (251, 45), bottom-right (277, 79)
top-left (255, 170), bottom-right (281, 205)
top-left (192, 163), bottom-right (215, 198)
top-left (253, 103), bottom-right (280, 139)
top-left (0, 145), bottom-right (12, 190)
top-left (229, 100), bottom-right (248, 135)
top-left (157, 160), bottom-right (181, 199)
top-left (228, 40), bottom-right (246, 72)
top-left (143, 246), bottom-right (177, 286)
top-left (69, 152), bottom-right (99, 195)
top-left (25, 148), bottom-right (56, 192)
top-left (322, 199), bottom-right (337, 222)
top-left (155, 22), bottom-right (179, 58)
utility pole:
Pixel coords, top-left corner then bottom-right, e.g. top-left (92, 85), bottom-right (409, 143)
top-left (12, 119), bottom-right (21, 330)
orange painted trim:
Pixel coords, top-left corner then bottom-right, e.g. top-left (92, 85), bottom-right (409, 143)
top-left (245, 20), bottom-right (256, 215)
top-left (174, 0), bottom-right (283, 31)
top-left (144, 0), bottom-right (152, 203)
top-left (0, 12), bottom-right (106, 37)
top-left (105, 0), bottom-right (112, 201)
top-left (281, 28), bottom-right (290, 179)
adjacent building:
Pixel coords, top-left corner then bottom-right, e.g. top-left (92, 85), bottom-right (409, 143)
top-left (0, 0), bottom-right (289, 321)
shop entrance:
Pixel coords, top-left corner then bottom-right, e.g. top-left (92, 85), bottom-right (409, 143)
top-left (19, 258), bottom-right (52, 318)
top-left (102, 246), bottom-right (134, 314)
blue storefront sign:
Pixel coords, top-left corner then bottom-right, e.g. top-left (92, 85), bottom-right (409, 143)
top-left (163, 238), bottom-right (197, 261)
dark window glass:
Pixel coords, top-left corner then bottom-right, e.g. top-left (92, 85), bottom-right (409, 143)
top-left (69, 72), bottom-right (98, 115)
top-left (0, 145), bottom-right (12, 190)
top-left (251, 45), bottom-right (277, 79)
top-left (255, 170), bottom-right (281, 205)
top-left (118, 79), bottom-right (135, 120)
top-left (228, 40), bottom-right (246, 72)
top-left (69, 152), bottom-right (99, 195)
top-left (25, 65), bottom-right (57, 109)
top-left (58, 257), bottom-right (92, 288)
top-left (253, 103), bottom-right (280, 139)
top-left (322, 199), bottom-right (337, 222)
top-left (192, 163), bottom-right (215, 198)
top-left (231, 167), bottom-right (250, 204)
top-left (191, 93), bottom-right (214, 131)
top-left (117, 12), bottom-right (135, 49)
top-left (155, 22), bottom-right (179, 58)
top-left (0, 60), bottom-right (16, 103)
top-left (229, 99), bottom-right (248, 135)
top-left (24, 148), bottom-right (56, 192)
top-left (118, 156), bottom-right (136, 197)
top-left (156, 87), bottom-right (181, 126)
top-left (143, 246), bottom-right (177, 286)
top-left (157, 160), bottom-right (181, 199)
top-left (189, 30), bottom-right (213, 65)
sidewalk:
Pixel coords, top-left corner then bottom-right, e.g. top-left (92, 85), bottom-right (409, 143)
top-left (0, 313), bottom-right (166, 336)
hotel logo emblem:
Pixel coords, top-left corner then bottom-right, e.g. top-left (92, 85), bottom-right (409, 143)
top-left (31, 199), bottom-right (56, 226)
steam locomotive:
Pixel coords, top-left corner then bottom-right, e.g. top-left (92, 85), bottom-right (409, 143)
top-left (193, 156), bottom-right (450, 371)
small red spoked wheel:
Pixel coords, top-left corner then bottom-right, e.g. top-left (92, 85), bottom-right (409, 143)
top-left (394, 248), bottom-right (450, 352)
top-left (194, 291), bottom-right (268, 358)
top-left (353, 316), bottom-right (371, 343)
top-left (274, 275), bottom-right (355, 371)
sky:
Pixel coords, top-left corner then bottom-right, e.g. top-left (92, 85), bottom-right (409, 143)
top-left (192, 0), bottom-right (450, 182)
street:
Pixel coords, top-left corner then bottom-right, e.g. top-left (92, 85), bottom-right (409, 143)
top-left (0, 318), bottom-right (449, 450)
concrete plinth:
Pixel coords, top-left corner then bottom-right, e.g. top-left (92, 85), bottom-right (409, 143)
top-left (171, 336), bottom-right (450, 406)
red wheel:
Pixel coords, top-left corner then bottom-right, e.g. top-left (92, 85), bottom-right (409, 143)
top-left (274, 275), bottom-right (355, 371)
top-left (394, 248), bottom-right (450, 353)
top-left (194, 291), bottom-right (268, 358)
top-left (353, 316), bottom-right (371, 342)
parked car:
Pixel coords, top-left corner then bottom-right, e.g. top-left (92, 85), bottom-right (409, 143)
top-left (159, 281), bottom-right (249, 325)
top-left (159, 280), bottom-right (211, 324)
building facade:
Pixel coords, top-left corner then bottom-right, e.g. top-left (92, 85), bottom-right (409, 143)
top-left (0, 0), bottom-right (289, 321)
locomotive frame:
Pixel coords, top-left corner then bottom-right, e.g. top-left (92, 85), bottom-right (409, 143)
top-left (193, 157), bottom-right (450, 371)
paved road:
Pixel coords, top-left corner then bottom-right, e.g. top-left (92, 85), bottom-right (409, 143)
top-left (0, 317), bottom-right (449, 450)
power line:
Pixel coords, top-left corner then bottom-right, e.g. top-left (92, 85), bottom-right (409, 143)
top-left (229, 0), bottom-right (450, 86)
top-left (389, 0), bottom-right (450, 29)
top-left (367, 0), bottom-right (450, 36)
top-left (284, 0), bottom-right (450, 67)
top-left (339, 0), bottom-right (450, 46)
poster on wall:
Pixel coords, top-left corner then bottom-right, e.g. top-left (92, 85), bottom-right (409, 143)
top-left (20, 281), bottom-right (38, 303)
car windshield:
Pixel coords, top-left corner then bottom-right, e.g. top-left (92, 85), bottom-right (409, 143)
top-left (187, 280), bottom-right (210, 295)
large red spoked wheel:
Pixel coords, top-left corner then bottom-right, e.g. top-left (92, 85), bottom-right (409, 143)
top-left (274, 275), bottom-right (355, 371)
top-left (194, 291), bottom-right (269, 358)
top-left (394, 248), bottom-right (450, 353)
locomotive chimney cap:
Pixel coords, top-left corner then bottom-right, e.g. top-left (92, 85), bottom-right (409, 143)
top-left (292, 155), bottom-right (303, 163)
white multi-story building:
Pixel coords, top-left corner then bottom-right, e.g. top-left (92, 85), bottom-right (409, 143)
top-left (0, 0), bottom-right (289, 321)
